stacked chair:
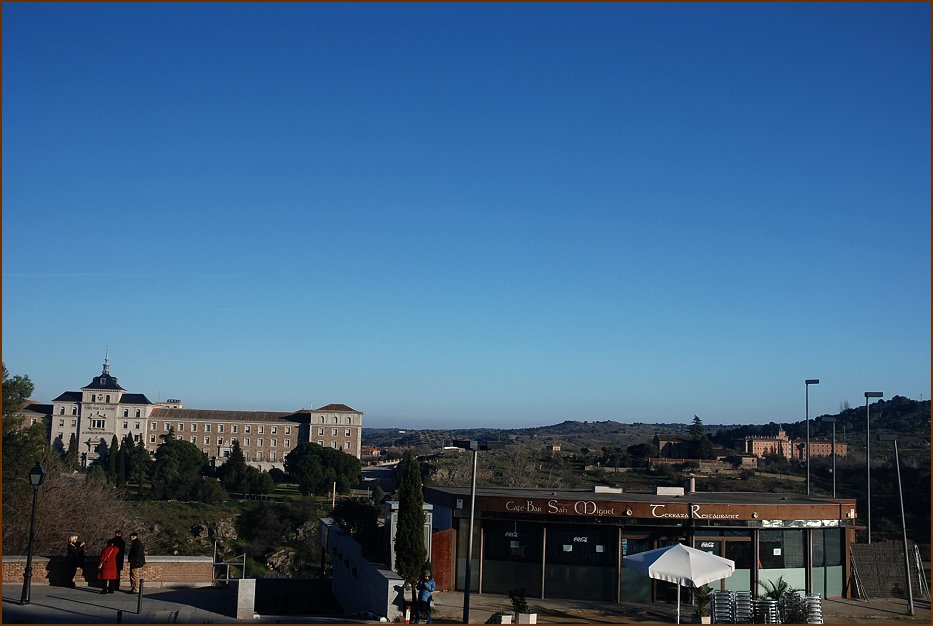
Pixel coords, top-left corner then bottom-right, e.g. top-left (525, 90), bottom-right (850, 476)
top-left (752, 598), bottom-right (781, 623)
top-left (804, 594), bottom-right (823, 624)
top-left (734, 591), bottom-right (753, 623)
top-left (711, 590), bottom-right (735, 623)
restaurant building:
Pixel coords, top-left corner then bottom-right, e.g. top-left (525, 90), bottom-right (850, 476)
top-left (424, 485), bottom-right (857, 604)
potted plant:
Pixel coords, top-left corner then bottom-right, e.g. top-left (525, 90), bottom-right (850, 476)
top-left (508, 588), bottom-right (536, 624)
top-left (693, 584), bottom-right (712, 624)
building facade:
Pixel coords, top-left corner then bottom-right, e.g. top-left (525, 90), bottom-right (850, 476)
top-left (425, 485), bottom-right (857, 604)
top-left (735, 429), bottom-right (794, 459)
top-left (793, 440), bottom-right (848, 460)
top-left (46, 359), bottom-right (362, 470)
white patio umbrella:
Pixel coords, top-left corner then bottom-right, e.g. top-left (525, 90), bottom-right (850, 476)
top-left (623, 543), bottom-right (736, 624)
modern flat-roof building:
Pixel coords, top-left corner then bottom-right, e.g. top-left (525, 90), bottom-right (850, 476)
top-left (45, 358), bottom-right (362, 470)
top-left (424, 485), bottom-right (856, 604)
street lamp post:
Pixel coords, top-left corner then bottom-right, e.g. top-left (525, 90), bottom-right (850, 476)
top-left (821, 417), bottom-right (837, 497)
top-left (805, 379), bottom-right (820, 495)
top-left (20, 461), bottom-right (47, 605)
top-left (864, 391), bottom-right (883, 543)
top-left (451, 439), bottom-right (504, 624)
top-left (878, 434), bottom-right (914, 616)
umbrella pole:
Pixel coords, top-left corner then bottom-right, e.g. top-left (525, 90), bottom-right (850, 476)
top-left (677, 582), bottom-right (681, 624)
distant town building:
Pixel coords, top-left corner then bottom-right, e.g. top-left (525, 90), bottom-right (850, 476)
top-left (44, 357), bottom-right (362, 470)
top-left (735, 429), bottom-right (794, 459)
top-left (545, 443), bottom-right (561, 453)
top-left (652, 434), bottom-right (692, 458)
top-left (793, 439), bottom-right (848, 460)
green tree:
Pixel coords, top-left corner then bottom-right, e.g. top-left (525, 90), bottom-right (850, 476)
top-left (150, 429), bottom-right (211, 500)
top-left (284, 442), bottom-right (360, 496)
top-left (107, 434), bottom-right (120, 483)
top-left (63, 433), bottom-right (80, 470)
top-left (128, 440), bottom-right (153, 497)
top-left (220, 439), bottom-right (248, 492)
top-left (394, 449), bottom-right (427, 604)
top-left (1, 363), bottom-right (47, 478)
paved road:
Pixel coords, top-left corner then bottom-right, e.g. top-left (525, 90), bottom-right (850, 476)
top-left (3, 583), bottom-right (929, 623)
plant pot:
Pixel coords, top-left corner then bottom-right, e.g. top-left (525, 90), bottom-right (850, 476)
top-left (499, 614), bottom-right (513, 624)
top-left (515, 612), bottom-right (537, 624)
top-left (692, 615), bottom-right (711, 624)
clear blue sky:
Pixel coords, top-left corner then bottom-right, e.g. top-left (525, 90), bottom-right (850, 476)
top-left (3, 3), bottom-right (930, 428)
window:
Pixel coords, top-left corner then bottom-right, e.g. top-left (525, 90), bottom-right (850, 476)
top-left (320, 416), bottom-right (325, 423)
top-left (332, 441), bottom-right (338, 448)
top-left (149, 434), bottom-right (156, 443)
top-left (258, 439), bottom-right (263, 447)
top-left (106, 394), bottom-right (111, 403)
top-left (164, 423), bottom-right (170, 431)
top-left (271, 439), bottom-right (277, 447)
top-left (151, 422), bottom-right (157, 430)
top-left (345, 428), bottom-right (351, 437)
top-left (123, 409), bottom-right (129, 417)
top-left (204, 436), bottom-right (211, 445)
top-left (285, 439), bottom-right (290, 447)
top-left (318, 440), bottom-right (324, 446)
top-left (232, 424), bottom-right (238, 433)
top-left (345, 441), bottom-right (351, 450)
top-left (318, 427), bottom-right (324, 436)
top-left (333, 416), bottom-right (338, 424)
top-left (245, 425), bottom-right (251, 433)
top-left (135, 422), bottom-right (140, 430)
top-left (91, 418), bottom-right (105, 429)
top-left (218, 424), bottom-right (224, 433)
top-left (191, 423), bottom-right (198, 432)
top-left (222, 450), bottom-right (230, 458)
top-left (178, 423), bottom-right (184, 431)
top-left (191, 436), bottom-right (197, 444)
top-left (332, 428), bottom-right (338, 437)
top-left (256, 451), bottom-right (263, 461)
top-left (218, 437), bottom-right (224, 446)
top-left (91, 394), bottom-right (96, 402)
top-left (71, 420), bottom-right (77, 427)
top-left (245, 438), bottom-right (250, 446)
top-left (59, 407), bottom-right (65, 415)
top-left (205, 424), bottom-right (211, 432)
top-left (270, 452), bottom-right (276, 461)
top-left (285, 426), bottom-right (291, 435)
top-left (271, 426), bottom-right (277, 434)
top-left (135, 409), bottom-right (140, 417)
top-left (258, 426), bottom-right (264, 434)
top-left (347, 416), bottom-right (352, 424)
top-left (123, 421), bottom-right (128, 429)
top-left (133, 434), bottom-right (140, 443)
top-left (59, 419), bottom-right (65, 427)
top-left (72, 406), bottom-right (77, 415)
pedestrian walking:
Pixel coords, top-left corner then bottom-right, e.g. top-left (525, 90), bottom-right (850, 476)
top-left (127, 531), bottom-right (146, 593)
top-left (65, 535), bottom-right (86, 588)
top-left (413, 569), bottom-right (436, 624)
top-left (109, 530), bottom-right (126, 591)
top-left (97, 540), bottom-right (119, 594)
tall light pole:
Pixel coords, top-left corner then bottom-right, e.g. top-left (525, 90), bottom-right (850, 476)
top-left (864, 391), bottom-right (883, 543)
top-left (20, 461), bottom-right (47, 605)
top-left (805, 379), bottom-right (820, 495)
top-left (878, 434), bottom-right (914, 616)
top-left (452, 439), bottom-right (503, 623)
top-left (821, 416), bottom-right (837, 497)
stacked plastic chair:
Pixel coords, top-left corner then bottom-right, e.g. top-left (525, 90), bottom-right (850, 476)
top-left (711, 590), bottom-right (734, 623)
top-left (752, 598), bottom-right (781, 623)
top-left (805, 594), bottom-right (823, 624)
top-left (734, 591), bottom-right (753, 623)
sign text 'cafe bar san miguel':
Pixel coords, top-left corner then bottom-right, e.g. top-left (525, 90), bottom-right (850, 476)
top-left (424, 485), bottom-right (857, 604)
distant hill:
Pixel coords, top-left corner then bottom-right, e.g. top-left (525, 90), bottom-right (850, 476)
top-left (363, 396), bottom-right (930, 454)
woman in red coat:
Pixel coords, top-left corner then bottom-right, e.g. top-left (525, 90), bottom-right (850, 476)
top-left (98, 540), bottom-right (119, 594)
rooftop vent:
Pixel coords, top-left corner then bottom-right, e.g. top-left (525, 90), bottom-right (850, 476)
top-left (593, 486), bottom-right (624, 494)
top-left (656, 486), bottom-right (685, 497)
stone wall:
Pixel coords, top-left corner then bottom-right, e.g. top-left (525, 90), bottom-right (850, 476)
top-left (2, 555), bottom-right (214, 588)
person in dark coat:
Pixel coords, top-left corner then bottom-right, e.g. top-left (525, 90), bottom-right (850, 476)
top-left (127, 532), bottom-right (146, 593)
top-left (66, 535), bottom-right (86, 588)
top-left (98, 540), bottom-right (120, 594)
top-left (109, 531), bottom-right (126, 590)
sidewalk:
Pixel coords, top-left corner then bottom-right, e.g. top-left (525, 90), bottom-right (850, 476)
top-left (2, 583), bottom-right (929, 624)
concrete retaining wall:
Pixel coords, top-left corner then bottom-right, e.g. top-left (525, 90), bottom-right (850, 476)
top-left (2, 555), bottom-right (215, 588)
top-left (320, 517), bottom-right (405, 621)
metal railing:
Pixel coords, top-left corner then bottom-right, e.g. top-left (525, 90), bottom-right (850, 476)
top-left (212, 541), bottom-right (248, 585)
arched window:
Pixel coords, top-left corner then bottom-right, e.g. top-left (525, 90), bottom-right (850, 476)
top-left (106, 395), bottom-right (111, 403)
top-left (123, 409), bottom-right (129, 417)
top-left (135, 409), bottom-right (141, 418)
top-left (91, 394), bottom-right (96, 402)
top-left (59, 407), bottom-right (65, 415)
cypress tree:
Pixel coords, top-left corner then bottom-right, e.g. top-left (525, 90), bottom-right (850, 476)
top-left (64, 433), bottom-right (80, 470)
top-left (394, 449), bottom-right (427, 604)
top-left (107, 434), bottom-right (120, 482)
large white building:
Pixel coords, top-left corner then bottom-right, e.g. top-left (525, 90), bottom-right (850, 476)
top-left (46, 358), bottom-right (363, 470)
